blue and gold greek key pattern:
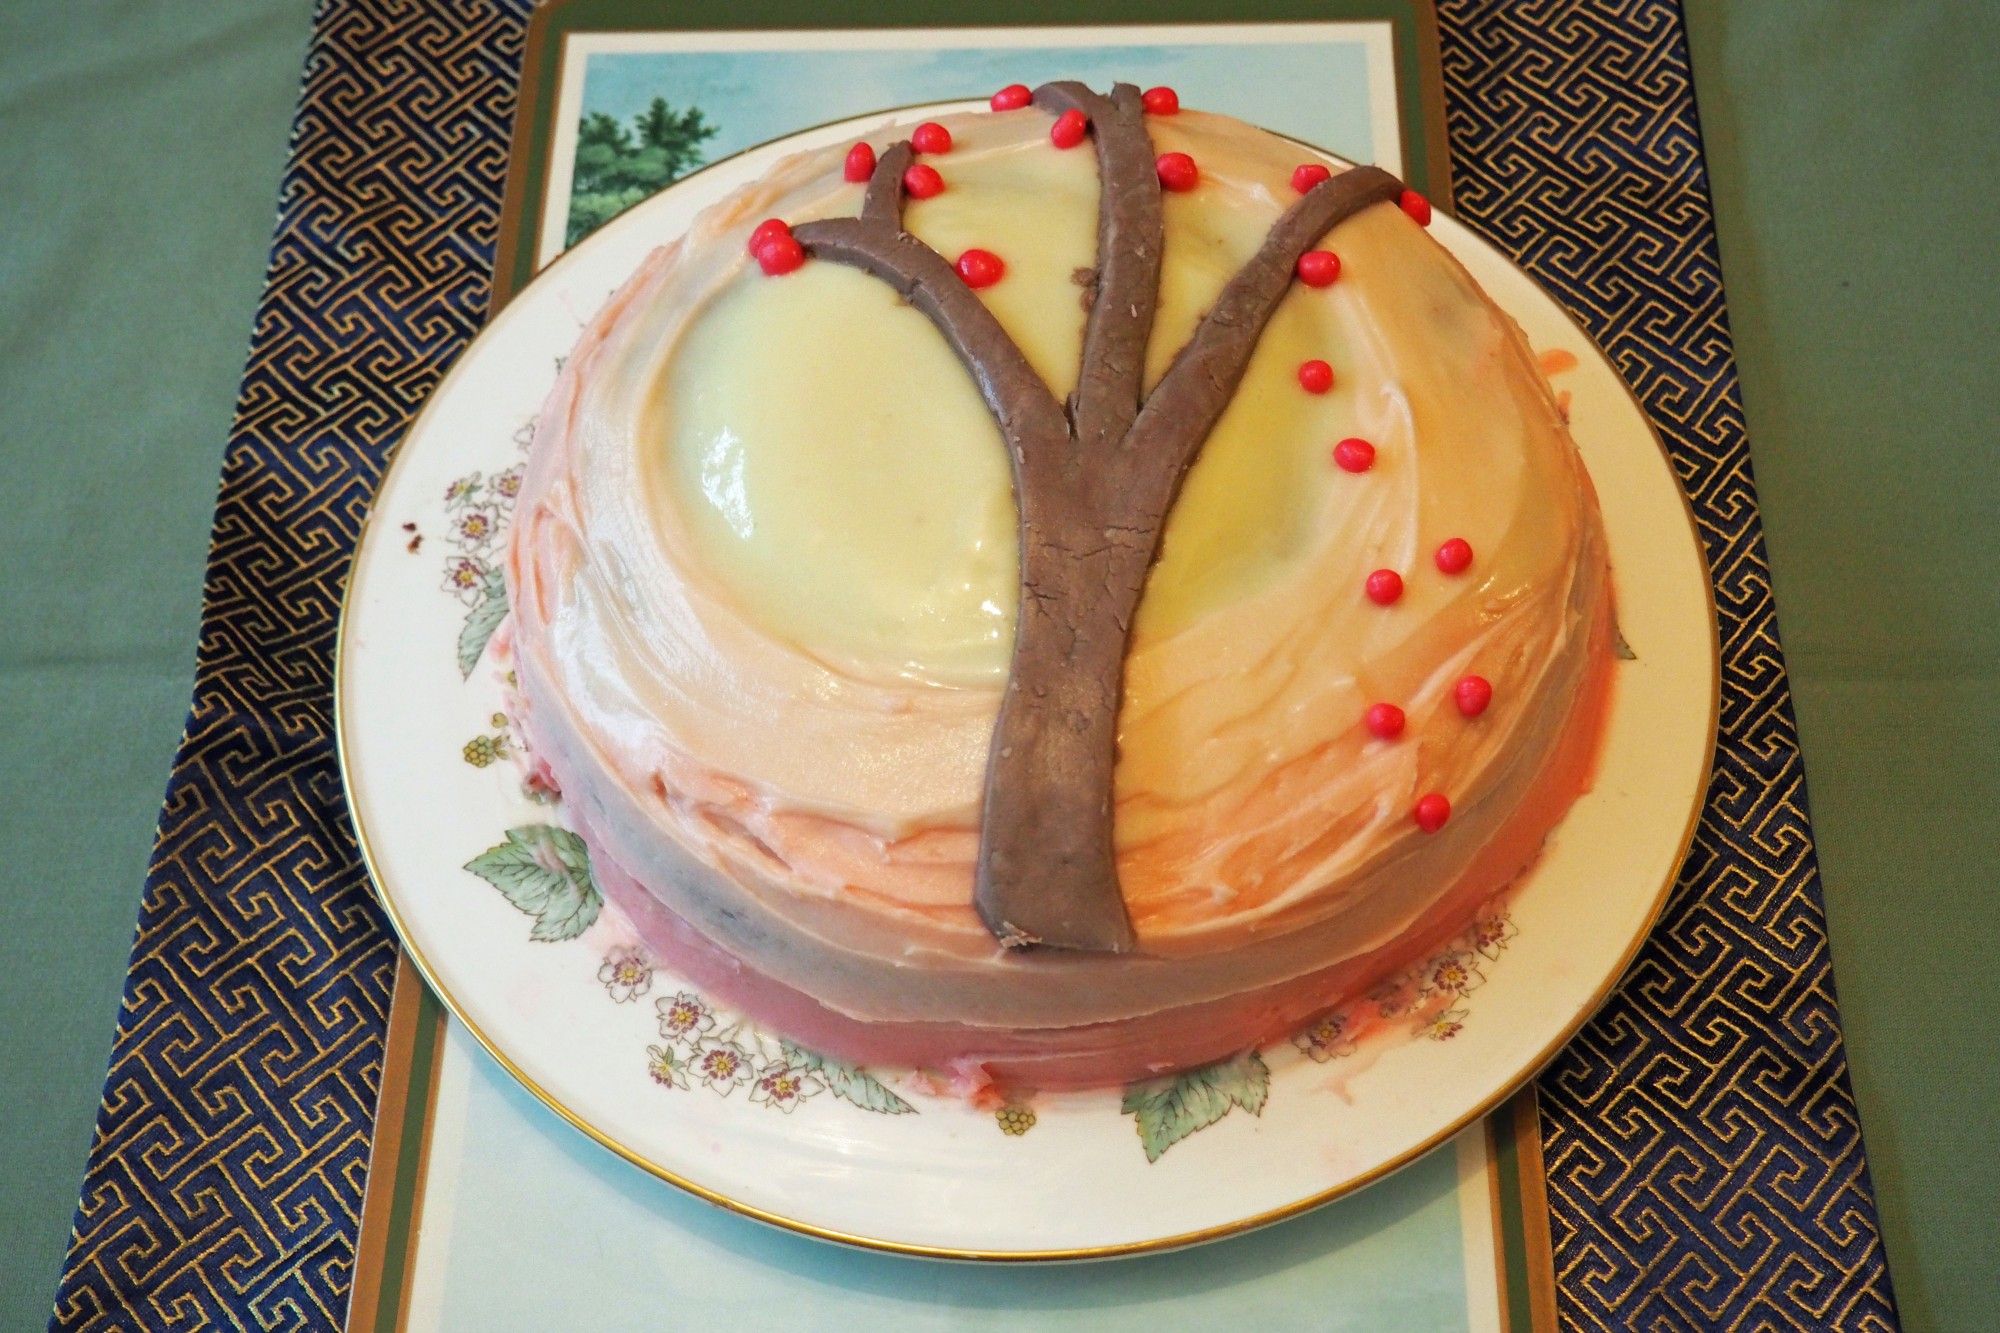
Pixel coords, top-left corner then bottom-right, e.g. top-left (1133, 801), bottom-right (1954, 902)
top-left (1436, 1), bottom-right (1897, 1327)
top-left (50, 1), bottom-right (1895, 1327)
top-left (49, 1), bottom-right (530, 1327)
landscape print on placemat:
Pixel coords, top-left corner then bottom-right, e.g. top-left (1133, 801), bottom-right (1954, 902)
top-left (568, 98), bottom-right (717, 246)
top-left (558, 33), bottom-right (1389, 250)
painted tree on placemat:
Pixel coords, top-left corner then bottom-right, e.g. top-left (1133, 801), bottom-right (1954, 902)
top-left (753, 82), bottom-right (1428, 953)
top-left (568, 96), bottom-right (718, 246)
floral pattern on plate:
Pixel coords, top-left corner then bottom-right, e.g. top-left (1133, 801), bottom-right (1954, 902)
top-left (462, 795), bottom-right (1521, 1159)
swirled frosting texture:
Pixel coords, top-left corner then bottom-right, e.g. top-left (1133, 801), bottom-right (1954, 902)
top-left (507, 104), bottom-right (1613, 1078)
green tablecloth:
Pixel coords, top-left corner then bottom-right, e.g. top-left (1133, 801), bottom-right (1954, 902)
top-left (1, 1), bottom-right (1992, 1327)
top-left (1682, 6), bottom-right (2000, 1327)
top-left (0, 3), bottom-right (308, 1326)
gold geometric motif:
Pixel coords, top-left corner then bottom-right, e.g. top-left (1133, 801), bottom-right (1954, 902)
top-left (1436, 1), bottom-right (1899, 1327)
top-left (49, 2), bottom-right (528, 1326)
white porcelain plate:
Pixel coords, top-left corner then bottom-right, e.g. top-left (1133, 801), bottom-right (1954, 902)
top-left (338, 104), bottom-right (1717, 1260)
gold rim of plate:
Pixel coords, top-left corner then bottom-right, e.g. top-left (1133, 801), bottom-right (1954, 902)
top-left (333, 103), bottom-right (1722, 1262)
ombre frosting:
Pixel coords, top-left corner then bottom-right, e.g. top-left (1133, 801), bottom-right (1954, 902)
top-left (505, 101), bottom-right (1615, 1089)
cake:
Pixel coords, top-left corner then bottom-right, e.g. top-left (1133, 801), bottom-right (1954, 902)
top-left (506, 83), bottom-right (1614, 1091)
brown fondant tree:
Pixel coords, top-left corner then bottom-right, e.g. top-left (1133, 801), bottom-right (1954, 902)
top-left (794, 83), bottom-right (1404, 952)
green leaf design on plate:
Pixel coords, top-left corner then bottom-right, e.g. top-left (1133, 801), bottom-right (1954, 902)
top-left (463, 824), bottom-right (602, 942)
top-left (1121, 1049), bottom-right (1270, 1162)
top-left (459, 566), bottom-right (509, 678)
top-left (780, 1041), bottom-right (916, 1115)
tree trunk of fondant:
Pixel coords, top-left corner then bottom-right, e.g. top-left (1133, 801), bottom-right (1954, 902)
top-left (796, 91), bottom-right (1407, 953)
top-left (974, 521), bottom-right (1150, 953)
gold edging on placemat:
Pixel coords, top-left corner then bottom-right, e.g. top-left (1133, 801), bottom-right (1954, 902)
top-left (492, 0), bottom-right (566, 306)
top-left (1485, 1112), bottom-right (1512, 1330)
top-left (1484, 1089), bottom-right (1558, 1330)
top-left (339, 85), bottom-right (1721, 1267)
top-left (346, 955), bottom-right (435, 1327)
top-left (1411, 0), bottom-right (1455, 207)
top-left (1511, 1087), bottom-right (1560, 1328)
top-left (389, 994), bottom-right (447, 1332)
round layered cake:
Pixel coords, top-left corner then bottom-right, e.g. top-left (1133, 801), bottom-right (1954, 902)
top-left (506, 83), bottom-right (1614, 1091)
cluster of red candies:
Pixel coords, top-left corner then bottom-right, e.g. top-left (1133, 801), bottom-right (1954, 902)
top-left (748, 82), bottom-right (1434, 294)
top-left (1357, 539), bottom-right (1488, 834)
top-left (1333, 429), bottom-right (1484, 834)
top-left (745, 112), bottom-right (1003, 286)
top-left (1300, 364), bottom-right (1481, 833)
top-left (744, 217), bottom-right (804, 276)
top-left (1274, 159), bottom-right (1463, 830)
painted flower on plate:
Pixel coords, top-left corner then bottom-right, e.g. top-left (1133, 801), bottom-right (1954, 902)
top-left (1426, 951), bottom-right (1484, 997)
top-left (695, 1043), bottom-right (755, 1095)
top-left (1369, 976), bottom-right (1417, 1019)
top-left (450, 505), bottom-right (502, 553)
top-left (1417, 1008), bottom-right (1469, 1042)
top-left (491, 464), bottom-right (525, 507)
top-left (656, 991), bottom-right (715, 1043)
top-left (646, 1044), bottom-right (689, 1091)
top-left (444, 472), bottom-right (482, 507)
top-left (441, 555), bottom-right (489, 604)
top-left (597, 948), bottom-right (654, 1003)
top-left (1292, 1014), bottom-right (1357, 1063)
top-left (749, 1063), bottom-right (821, 1113)
top-left (462, 735), bottom-right (499, 768)
top-left (1471, 911), bottom-right (1518, 960)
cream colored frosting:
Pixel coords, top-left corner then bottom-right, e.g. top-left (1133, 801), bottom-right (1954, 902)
top-left (507, 102), bottom-right (1612, 1037)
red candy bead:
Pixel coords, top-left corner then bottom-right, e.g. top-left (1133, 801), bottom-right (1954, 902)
top-left (990, 84), bottom-right (1032, 112)
top-left (1296, 250), bottom-right (1341, 286)
top-left (746, 218), bottom-right (790, 256)
top-left (1413, 793), bottom-right (1452, 832)
top-left (911, 121), bottom-right (953, 154)
top-left (1292, 163), bottom-right (1332, 194)
top-left (1141, 86), bottom-right (1180, 116)
top-left (1298, 359), bottom-right (1335, 394)
top-left (1399, 189), bottom-right (1433, 226)
top-left (1365, 569), bottom-right (1404, 605)
top-left (1454, 675), bottom-right (1493, 717)
top-left (755, 234), bottom-right (805, 276)
top-left (843, 143), bottom-right (875, 183)
top-left (1434, 537), bottom-right (1474, 574)
top-left (1365, 703), bottom-right (1406, 740)
top-left (956, 248), bottom-right (1005, 289)
top-left (1333, 438), bottom-right (1376, 473)
top-left (903, 163), bottom-right (945, 199)
top-left (1050, 107), bottom-right (1089, 149)
top-left (1156, 151), bottom-right (1199, 192)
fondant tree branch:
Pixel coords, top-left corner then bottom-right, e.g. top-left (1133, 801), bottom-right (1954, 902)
top-left (860, 141), bottom-right (913, 226)
top-left (794, 86), bottom-right (1408, 953)
top-left (1032, 82), bottom-right (1163, 452)
top-left (1122, 162), bottom-right (1403, 520)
